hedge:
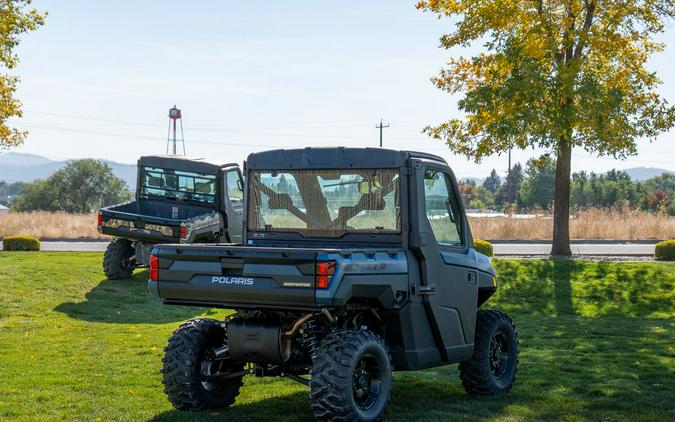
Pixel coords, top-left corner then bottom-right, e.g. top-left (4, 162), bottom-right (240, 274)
top-left (473, 239), bottom-right (493, 257)
top-left (2, 235), bottom-right (41, 251)
top-left (655, 240), bottom-right (675, 261)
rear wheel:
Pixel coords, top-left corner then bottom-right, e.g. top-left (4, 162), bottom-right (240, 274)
top-left (103, 238), bottom-right (134, 279)
top-left (311, 329), bottom-right (392, 422)
top-left (162, 318), bottom-right (244, 411)
top-left (460, 310), bottom-right (518, 395)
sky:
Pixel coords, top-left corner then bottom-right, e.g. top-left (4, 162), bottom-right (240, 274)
top-left (5, 0), bottom-right (675, 179)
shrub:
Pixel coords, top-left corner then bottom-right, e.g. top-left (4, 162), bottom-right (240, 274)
top-left (2, 235), bottom-right (41, 251)
top-left (654, 240), bottom-right (675, 261)
top-left (473, 239), bottom-right (493, 257)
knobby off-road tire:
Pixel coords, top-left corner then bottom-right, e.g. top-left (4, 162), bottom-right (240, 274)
top-left (311, 329), bottom-right (392, 422)
top-left (103, 238), bottom-right (134, 280)
top-left (460, 309), bottom-right (519, 395)
top-left (162, 318), bottom-right (244, 411)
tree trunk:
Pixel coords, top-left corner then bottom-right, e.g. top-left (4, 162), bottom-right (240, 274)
top-left (551, 138), bottom-right (572, 256)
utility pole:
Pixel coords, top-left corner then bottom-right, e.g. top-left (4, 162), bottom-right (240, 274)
top-left (508, 148), bottom-right (511, 174)
top-left (375, 118), bottom-right (390, 147)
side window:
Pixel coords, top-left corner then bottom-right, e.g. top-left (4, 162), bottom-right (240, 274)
top-left (226, 170), bottom-right (243, 204)
top-left (423, 169), bottom-right (463, 247)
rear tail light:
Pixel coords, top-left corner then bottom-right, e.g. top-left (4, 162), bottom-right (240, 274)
top-left (97, 212), bottom-right (103, 226)
top-left (180, 225), bottom-right (187, 239)
top-left (315, 261), bottom-right (336, 289)
top-left (149, 255), bottom-right (159, 281)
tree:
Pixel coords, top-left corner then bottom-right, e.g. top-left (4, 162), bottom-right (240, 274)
top-left (519, 156), bottom-right (556, 209)
top-left (417, 0), bottom-right (675, 255)
top-left (12, 159), bottom-right (131, 213)
top-left (0, 1), bottom-right (46, 149)
top-left (496, 163), bottom-right (524, 208)
top-left (482, 169), bottom-right (501, 193)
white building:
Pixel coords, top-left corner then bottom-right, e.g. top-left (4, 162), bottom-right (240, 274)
top-left (0, 204), bottom-right (8, 215)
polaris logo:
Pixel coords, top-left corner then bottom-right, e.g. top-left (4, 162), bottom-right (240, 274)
top-left (211, 276), bottom-right (254, 285)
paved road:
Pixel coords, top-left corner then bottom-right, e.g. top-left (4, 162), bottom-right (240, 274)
top-left (1, 241), bottom-right (656, 256)
top-left (494, 243), bottom-right (654, 256)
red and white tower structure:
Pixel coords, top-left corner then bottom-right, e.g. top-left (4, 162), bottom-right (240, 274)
top-left (167, 105), bottom-right (185, 155)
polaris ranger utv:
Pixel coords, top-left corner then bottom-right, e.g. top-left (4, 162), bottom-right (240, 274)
top-left (97, 155), bottom-right (244, 279)
top-left (149, 148), bottom-right (518, 421)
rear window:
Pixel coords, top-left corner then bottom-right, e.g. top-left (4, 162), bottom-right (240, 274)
top-left (140, 166), bottom-right (217, 204)
top-left (248, 168), bottom-right (400, 238)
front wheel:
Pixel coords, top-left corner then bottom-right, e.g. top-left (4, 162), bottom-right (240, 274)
top-left (162, 318), bottom-right (244, 411)
top-left (311, 329), bottom-right (392, 422)
top-left (460, 309), bottom-right (519, 395)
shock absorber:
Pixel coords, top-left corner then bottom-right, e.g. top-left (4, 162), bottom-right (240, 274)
top-left (300, 319), bottom-right (321, 361)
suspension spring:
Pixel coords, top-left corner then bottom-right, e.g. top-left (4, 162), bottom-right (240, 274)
top-left (301, 319), bottom-right (321, 361)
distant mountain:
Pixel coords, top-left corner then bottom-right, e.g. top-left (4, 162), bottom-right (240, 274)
top-left (0, 152), bottom-right (137, 189)
top-left (623, 167), bottom-right (672, 181)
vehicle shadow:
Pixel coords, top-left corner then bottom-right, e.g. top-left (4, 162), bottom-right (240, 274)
top-left (54, 270), bottom-right (210, 324)
top-left (146, 310), bottom-right (673, 421)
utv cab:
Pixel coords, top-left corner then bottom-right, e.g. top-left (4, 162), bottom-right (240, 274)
top-left (98, 155), bottom-right (244, 279)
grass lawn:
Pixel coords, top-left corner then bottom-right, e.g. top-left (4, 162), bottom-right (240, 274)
top-left (0, 252), bottom-right (673, 421)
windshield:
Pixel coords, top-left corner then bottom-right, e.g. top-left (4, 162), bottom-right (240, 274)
top-left (248, 169), bottom-right (400, 237)
top-left (140, 166), bottom-right (217, 205)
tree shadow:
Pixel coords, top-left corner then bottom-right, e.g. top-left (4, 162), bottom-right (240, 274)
top-left (54, 270), bottom-right (210, 324)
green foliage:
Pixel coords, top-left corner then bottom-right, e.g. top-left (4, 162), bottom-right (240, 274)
top-left (0, 1), bottom-right (46, 149)
top-left (571, 169), bottom-right (642, 209)
top-left (473, 239), bottom-right (493, 256)
top-left (482, 169), bottom-right (501, 193)
top-left (12, 159), bottom-right (131, 213)
top-left (2, 235), bottom-right (39, 251)
top-left (655, 240), bottom-right (675, 261)
top-left (495, 162), bottom-right (523, 207)
top-left (519, 155), bottom-right (556, 209)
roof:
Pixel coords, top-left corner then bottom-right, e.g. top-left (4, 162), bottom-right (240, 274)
top-left (138, 155), bottom-right (238, 174)
top-left (246, 147), bottom-right (448, 170)
top-left (0, 204), bottom-right (9, 210)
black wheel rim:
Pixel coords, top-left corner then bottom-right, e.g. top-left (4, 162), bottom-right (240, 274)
top-left (489, 331), bottom-right (510, 378)
top-left (200, 348), bottom-right (220, 391)
top-left (352, 353), bottom-right (382, 410)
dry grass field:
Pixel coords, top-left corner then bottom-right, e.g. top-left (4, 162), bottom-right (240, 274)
top-left (0, 208), bottom-right (672, 240)
top-left (0, 211), bottom-right (104, 239)
top-left (470, 208), bottom-right (674, 241)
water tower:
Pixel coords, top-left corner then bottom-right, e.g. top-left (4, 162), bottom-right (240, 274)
top-left (166, 105), bottom-right (186, 155)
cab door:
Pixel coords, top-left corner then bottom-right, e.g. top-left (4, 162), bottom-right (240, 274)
top-left (411, 161), bottom-right (478, 362)
top-left (222, 166), bottom-right (244, 243)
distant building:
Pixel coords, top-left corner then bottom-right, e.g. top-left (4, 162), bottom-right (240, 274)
top-left (0, 204), bottom-right (8, 215)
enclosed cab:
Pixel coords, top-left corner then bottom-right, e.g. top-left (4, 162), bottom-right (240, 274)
top-left (148, 148), bottom-right (518, 421)
top-left (98, 155), bottom-right (244, 279)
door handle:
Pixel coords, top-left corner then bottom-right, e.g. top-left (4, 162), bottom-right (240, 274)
top-left (417, 286), bottom-right (437, 296)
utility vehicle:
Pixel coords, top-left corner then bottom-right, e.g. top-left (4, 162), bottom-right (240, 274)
top-left (97, 155), bottom-right (244, 279)
top-left (149, 147), bottom-right (518, 421)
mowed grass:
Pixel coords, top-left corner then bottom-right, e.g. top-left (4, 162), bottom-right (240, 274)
top-left (0, 253), bottom-right (673, 421)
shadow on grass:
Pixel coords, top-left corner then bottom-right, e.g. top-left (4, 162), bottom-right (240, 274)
top-left (54, 270), bottom-right (209, 324)
top-left (146, 312), bottom-right (674, 421)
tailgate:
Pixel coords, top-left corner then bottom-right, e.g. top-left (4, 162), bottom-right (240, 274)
top-left (151, 245), bottom-right (319, 309)
top-left (99, 208), bottom-right (181, 243)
